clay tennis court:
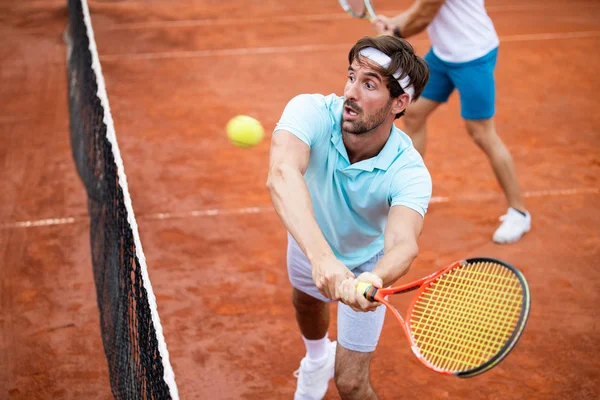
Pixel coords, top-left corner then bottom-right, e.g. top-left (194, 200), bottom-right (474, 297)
top-left (2, 0), bottom-right (599, 398)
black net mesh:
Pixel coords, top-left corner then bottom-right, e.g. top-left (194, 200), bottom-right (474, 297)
top-left (66, 0), bottom-right (177, 398)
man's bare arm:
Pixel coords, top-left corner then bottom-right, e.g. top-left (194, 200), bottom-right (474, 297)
top-left (338, 205), bottom-right (424, 311)
top-left (267, 130), bottom-right (353, 298)
top-left (371, 205), bottom-right (424, 287)
top-left (267, 130), bottom-right (332, 262)
top-left (373, 0), bottom-right (445, 38)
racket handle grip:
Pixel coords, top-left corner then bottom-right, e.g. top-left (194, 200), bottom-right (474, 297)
top-left (356, 281), bottom-right (378, 301)
top-left (393, 26), bottom-right (403, 38)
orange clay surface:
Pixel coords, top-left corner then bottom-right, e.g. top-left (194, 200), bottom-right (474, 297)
top-left (1, 0), bottom-right (599, 399)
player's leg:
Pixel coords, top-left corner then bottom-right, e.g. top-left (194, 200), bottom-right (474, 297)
top-left (334, 251), bottom-right (386, 400)
top-left (402, 48), bottom-right (454, 157)
top-left (402, 98), bottom-right (441, 156)
top-left (464, 118), bottom-right (525, 211)
top-left (287, 233), bottom-right (336, 400)
top-left (335, 346), bottom-right (377, 400)
top-left (464, 118), bottom-right (530, 243)
top-left (292, 288), bottom-right (329, 340)
top-left (452, 48), bottom-right (531, 243)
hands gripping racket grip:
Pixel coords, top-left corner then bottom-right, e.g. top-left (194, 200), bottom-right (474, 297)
top-left (356, 281), bottom-right (379, 301)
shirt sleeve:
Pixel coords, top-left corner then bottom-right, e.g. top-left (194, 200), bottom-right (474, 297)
top-left (273, 94), bottom-right (331, 147)
top-left (389, 151), bottom-right (433, 217)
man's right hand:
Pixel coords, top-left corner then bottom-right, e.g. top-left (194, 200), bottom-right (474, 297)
top-left (372, 15), bottom-right (392, 35)
top-left (312, 256), bottom-right (354, 300)
top-left (372, 13), bottom-right (407, 37)
top-left (339, 272), bottom-right (383, 312)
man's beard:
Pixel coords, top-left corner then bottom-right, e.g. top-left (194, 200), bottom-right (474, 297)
top-left (342, 99), bottom-right (393, 135)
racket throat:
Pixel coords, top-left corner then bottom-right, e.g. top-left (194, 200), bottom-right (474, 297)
top-left (365, 286), bottom-right (379, 302)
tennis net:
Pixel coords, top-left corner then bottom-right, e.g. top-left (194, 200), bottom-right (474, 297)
top-left (66, 0), bottom-right (179, 398)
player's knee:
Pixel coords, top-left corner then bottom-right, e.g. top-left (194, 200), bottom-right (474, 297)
top-left (334, 369), bottom-right (370, 399)
top-left (465, 119), bottom-right (495, 148)
top-left (292, 288), bottom-right (321, 313)
top-left (403, 106), bottom-right (426, 131)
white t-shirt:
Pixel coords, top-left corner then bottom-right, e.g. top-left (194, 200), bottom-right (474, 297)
top-left (427, 0), bottom-right (499, 63)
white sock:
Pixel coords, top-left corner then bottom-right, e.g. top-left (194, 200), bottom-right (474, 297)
top-left (302, 335), bottom-right (329, 367)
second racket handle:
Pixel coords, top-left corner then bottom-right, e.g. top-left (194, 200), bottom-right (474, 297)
top-left (356, 281), bottom-right (379, 301)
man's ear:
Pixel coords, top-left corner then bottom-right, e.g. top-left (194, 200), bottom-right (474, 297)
top-left (391, 93), bottom-right (411, 115)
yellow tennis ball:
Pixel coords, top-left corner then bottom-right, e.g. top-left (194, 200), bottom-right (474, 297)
top-left (226, 115), bottom-right (264, 148)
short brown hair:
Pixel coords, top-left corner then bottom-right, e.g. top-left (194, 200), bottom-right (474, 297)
top-left (348, 36), bottom-right (429, 118)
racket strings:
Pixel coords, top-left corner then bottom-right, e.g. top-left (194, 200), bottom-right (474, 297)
top-left (414, 276), bottom-right (522, 340)
top-left (413, 275), bottom-right (516, 371)
top-left (414, 270), bottom-right (501, 369)
top-left (408, 261), bottom-right (524, 373)
top-left (423, 266), bottom-right (522, 371)
top-left (415, 264), bottom-right (522, 371)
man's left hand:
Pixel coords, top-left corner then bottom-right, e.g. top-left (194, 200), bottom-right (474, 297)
top-left (338, 272), bottom-right (383, 312)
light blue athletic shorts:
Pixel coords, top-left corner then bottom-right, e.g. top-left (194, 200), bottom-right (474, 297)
top-left (421, 47), bottom-right (499, 120)
top-left (286, 233), bottom-right (386, 353)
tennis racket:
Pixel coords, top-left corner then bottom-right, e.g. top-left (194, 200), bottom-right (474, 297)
top-left (338, 0), bottom-right (402, 38)
top-left (356, 257), bottom-right (530, 377)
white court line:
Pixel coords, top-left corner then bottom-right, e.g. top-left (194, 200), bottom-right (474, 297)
top-left (1, 187), bottom-right (598, 229)
top-left (103, 13), bottom-right (353, 30)
top-left (1, 217), bottom-right (77, 229)
top-left (100, 43), bottom-right (352, 61)
top-left (100, 31), bottom-right (600, 61)
top-left (486, 1), bottom-right (598, 12)
top-left (144, 206), bottom-right (273, 221)
top-left (500, 31), bottom-right (600, 42)
top-left (429, 187), bottom-right (600, 204)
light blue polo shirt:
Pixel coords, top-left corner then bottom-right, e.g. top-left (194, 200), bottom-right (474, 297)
top-left (274, 93), bottom-right (432, 269)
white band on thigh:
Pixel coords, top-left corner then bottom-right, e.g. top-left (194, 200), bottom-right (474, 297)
top-left (359, 47), bottom-right (415, 101)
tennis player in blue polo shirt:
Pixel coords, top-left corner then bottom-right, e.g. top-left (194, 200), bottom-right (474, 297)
top-left (267, 36), bottom-right (431, 400)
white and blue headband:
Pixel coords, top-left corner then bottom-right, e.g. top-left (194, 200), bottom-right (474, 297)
top-left (359, 47), bottom-right (415, 101)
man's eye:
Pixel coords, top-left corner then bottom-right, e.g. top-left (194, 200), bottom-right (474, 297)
top-left (366, 82), bottom-right (374, 89)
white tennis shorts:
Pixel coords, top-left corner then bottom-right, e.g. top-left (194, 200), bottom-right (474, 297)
top-left (286, 233), bottom-right (386, 352)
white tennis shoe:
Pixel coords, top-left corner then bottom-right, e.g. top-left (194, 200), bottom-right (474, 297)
top-left (493, 208), bottom-right (531, 244)
top-left (293, 340), bottom-right (337, 400)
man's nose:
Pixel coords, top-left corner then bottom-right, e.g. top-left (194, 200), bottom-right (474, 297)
top-left (345, 80), bottom-right (358, 100)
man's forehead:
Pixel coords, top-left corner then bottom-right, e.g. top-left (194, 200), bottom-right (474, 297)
top-left (350, 58), bottom-right (385, 77)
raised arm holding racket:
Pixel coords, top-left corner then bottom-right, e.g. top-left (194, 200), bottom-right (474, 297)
top-left (338, 0), bottom-right (403, 38)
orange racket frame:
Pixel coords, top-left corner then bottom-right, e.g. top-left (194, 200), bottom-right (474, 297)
top-left (358, 257), bottom-right (531, 377)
